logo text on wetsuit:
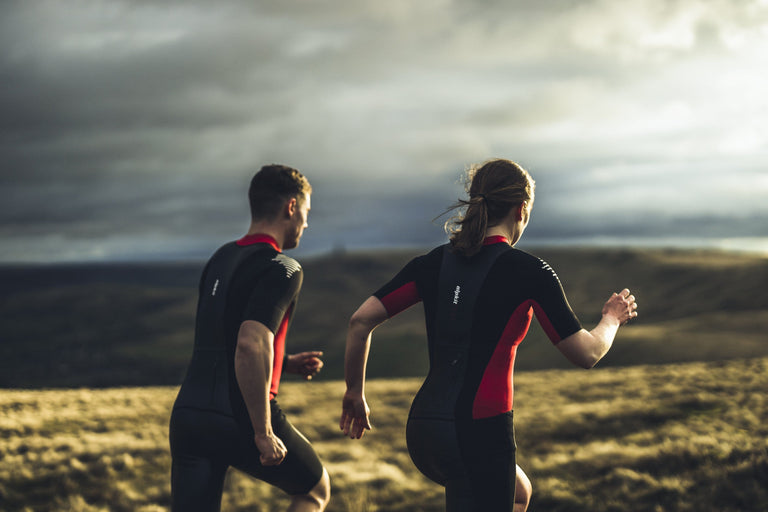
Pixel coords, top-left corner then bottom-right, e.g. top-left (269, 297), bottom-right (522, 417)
top-left (211, 278), bottom-right (219, 296)
top-left (453, 285), bottom-right (461, 305)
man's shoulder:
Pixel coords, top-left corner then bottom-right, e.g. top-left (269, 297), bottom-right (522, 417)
top-left (205, 241), bottom-right (299, 278)
top-left (207, 240), bottom-right (239, 260)
top-left (269, 253), bottom-right (302, 279)
top-left (234, 245), bottom-right (302, 282)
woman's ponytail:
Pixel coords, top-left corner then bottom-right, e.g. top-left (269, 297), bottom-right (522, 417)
top-left (444, 159), bottom-right (534, 258)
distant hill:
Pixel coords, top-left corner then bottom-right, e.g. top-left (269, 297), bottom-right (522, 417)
top-left (1, 247), bottom-right (767, 388)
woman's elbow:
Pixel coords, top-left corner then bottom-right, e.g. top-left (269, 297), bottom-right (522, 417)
top-left (348, 310), bottom-right (374, 333)
top-left (577, 346), bottom-right (604, 369)
top-left (349, 300), bottom-right (388, 332)
top-left (567, 352), bottom-right (597, 370)
top-left (557, 330), bottom-right (605, 369)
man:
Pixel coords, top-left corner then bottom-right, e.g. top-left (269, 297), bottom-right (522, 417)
top-left (170, 164), bottom-right (330, 512)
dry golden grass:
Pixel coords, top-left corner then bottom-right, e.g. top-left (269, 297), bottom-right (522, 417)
top-left (2, 358), bottom-right (767, 511)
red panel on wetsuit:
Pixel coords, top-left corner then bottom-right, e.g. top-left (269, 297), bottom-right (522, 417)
top-left (379, 281), bottom-right (421, 317)
top-left (270, 305), bottom-right (292, 399)
top-left (237, 234), bottom-right (281, 252)
top-left (472, 301), bottom-right (534, 419)
top-left (530, 300), bottom-right (566, 344)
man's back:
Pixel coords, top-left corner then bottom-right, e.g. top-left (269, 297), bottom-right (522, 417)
top-left (169, 164), bottom-right (329, 511)
top-left (173, 235), bottom-right (302, 422)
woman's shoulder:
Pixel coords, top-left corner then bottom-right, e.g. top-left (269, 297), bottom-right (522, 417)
top-left (499, 246), bottom-right (540, 265)
top-left (498, 247), bottom-right (560, 277)
top-left (400, 245), bottom-right (452, 280)
top-left (409, 244), bottom-right (448, 265)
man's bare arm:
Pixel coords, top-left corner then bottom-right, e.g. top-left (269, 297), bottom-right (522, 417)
top-left (235, 320), bottom-right (286, 465)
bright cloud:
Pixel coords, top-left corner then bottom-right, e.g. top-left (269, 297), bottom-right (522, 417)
top-left (1, 0), bottom-right (767, 261)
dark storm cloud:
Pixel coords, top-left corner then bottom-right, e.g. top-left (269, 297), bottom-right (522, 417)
top-left (1, 0), bottom-right (767, 261)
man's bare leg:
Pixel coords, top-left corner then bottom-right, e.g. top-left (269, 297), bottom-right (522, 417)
top-left (515, 465), bottom-right (532, 512)
top-left (288, 468), bottom-right (330, 512)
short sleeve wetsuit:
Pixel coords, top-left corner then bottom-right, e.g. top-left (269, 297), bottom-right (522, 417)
top-left (373, 236), bottom-right (582, 511)
top-left (169, 234), bottom-right (323, 511)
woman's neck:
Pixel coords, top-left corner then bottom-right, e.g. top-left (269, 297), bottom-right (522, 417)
top-left (486, 224), bottom-right (521, 246)
top-left (485, 226), bottom-right (511, 242)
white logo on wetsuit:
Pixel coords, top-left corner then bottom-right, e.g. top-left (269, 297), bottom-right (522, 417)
top-left (272, 255), bottom-right (301, 278)
top-left (453, 285), bottom-right (461, 305)
top-left (540, 260), bottom-right (562, 282)
top-left (211, 278), bottom-right (220, 296)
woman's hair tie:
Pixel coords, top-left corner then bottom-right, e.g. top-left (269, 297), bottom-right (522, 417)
top-left (477, 193), bottom-right (487, 202)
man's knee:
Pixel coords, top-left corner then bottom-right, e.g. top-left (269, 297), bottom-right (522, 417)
top-left (515, 465), bottom-right (532, 509)
top-left (293, 467), bottom-right (330, 510)
top-left (312, 468), bottom-right (331, 505)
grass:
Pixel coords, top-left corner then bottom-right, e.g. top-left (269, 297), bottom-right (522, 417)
top-left (2, 247), bottom-right (766, 509)
top-left (2, 357), bottom-right (767, 511)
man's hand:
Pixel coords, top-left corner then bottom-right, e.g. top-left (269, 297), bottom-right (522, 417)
top-left (254, 432), bottom-right (287, 466)
top-left (285, 351), bottom-right (324, 380)
top-left (340, 390), bottom-right (372, 439)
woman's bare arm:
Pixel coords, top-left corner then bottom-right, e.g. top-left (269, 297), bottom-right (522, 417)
top-left (340, 296), bottom-right (389, 439)
top-left (556, 288), bottom-right (638, 369)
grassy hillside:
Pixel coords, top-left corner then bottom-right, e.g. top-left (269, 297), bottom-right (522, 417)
top-left (1, 358), bottom-right (766, 511)
top-left (1, 247), bottom-right (767, 388)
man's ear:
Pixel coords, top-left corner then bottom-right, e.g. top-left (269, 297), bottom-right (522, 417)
top-left (284, 197), bottom-right (298, 219)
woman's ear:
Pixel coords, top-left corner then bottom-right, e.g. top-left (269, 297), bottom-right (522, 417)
top-left (514, 203), bottom-right (526, 221)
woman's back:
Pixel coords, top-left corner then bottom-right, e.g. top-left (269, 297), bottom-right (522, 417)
top-left (374, 237), bottom-right (582, 421)
top-left (341, 158), bottom-right (638, 512)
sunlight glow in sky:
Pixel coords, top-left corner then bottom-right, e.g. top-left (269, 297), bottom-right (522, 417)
top-left (1, 0), bottom-right (767, 262)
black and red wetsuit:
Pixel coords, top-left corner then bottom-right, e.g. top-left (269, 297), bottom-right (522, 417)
top-left (373, 236), bottom-right (582, 511)
top-left (169, 234), bottom-right (323, 511)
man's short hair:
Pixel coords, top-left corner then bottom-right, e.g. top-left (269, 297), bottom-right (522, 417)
top-left (248, 164), bottom-right (312, 220)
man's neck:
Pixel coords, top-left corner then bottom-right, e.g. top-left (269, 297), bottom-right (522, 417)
top-left (245, 222), bottom-right (284, 250)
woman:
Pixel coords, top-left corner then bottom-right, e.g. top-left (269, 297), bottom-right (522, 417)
top-left (340, 159), bottom-right (638, 511)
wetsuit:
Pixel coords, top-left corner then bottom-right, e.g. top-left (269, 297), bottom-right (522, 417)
top-left (169, 234), bottom-right (323, 512)
top-left (373, 236), bottom-right (582, 511)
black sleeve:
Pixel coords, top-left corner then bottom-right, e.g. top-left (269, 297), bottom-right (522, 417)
top-left (242, 255), bottom-right (303, 334)
top-left (373, 244), bottom-right (448, 317)
top-left (372, 255), bottom-right (422, 309)
top-left (527, 259), bottom-right (583, 343)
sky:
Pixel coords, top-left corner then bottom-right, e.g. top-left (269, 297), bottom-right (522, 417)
top-left (1, 0), bottom-right (767, 263)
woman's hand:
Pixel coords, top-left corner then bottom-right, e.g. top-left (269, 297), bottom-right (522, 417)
top-left (340, 390), bottom-right (372, 439)
top-left (602, 288), bottom-right (638, 325)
